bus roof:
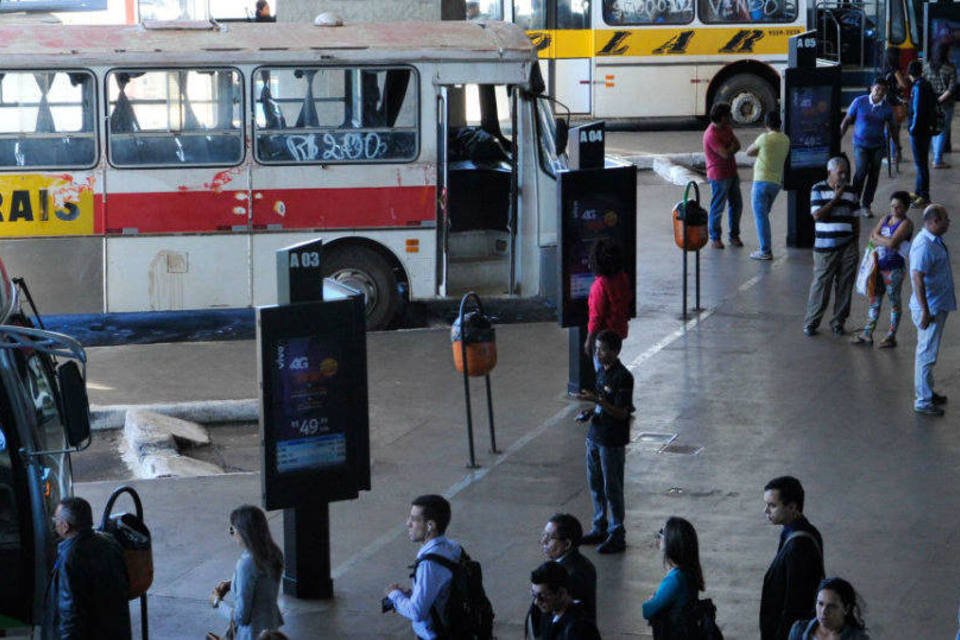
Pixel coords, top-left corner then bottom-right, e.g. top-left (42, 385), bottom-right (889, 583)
top-left (0, 20), bottom-right (536, 66)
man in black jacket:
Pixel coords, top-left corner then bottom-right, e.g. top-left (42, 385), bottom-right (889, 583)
top-left (530, 562), bottom-right (600, 640)
top-left (759, 476), bottom-right (824, 640)
top-left (48, 497), bottom-right (131, 640)
top-left (908, 59), bottom-right (938, 208)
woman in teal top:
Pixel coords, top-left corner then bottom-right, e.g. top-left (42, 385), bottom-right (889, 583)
top-left (642, 517), bottom-right (704, 640)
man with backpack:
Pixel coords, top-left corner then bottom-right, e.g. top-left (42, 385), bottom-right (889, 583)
top-left (908, 59), bottom-right (940, 209)
top-left (386, 494), bottom-right (494, 639)
top-left (759, 477), bottom-right (824, 640)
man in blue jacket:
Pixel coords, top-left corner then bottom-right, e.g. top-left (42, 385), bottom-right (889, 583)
top-left (48, 497), bottom-right (131, 640)
top-left (908, 59), bottom-right (938, 208)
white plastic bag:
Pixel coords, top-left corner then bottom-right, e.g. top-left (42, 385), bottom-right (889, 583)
top-left (855, 242), bottom-right (878, 296)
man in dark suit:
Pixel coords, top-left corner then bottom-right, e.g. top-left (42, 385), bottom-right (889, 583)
top-left (527, 514), bottom-right (598, 638)
top-left (530, 562), bottom-right (600, 640)
top-left (759, 476), bottom-right (824, 640)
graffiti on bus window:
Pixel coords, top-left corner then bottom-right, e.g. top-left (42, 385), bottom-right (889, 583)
top-left (258, 130), bottom-right (417, 164)
top-left (698, 0), bottom-right (796, 23)
top-left (604, 0), bottom-right (693, 25)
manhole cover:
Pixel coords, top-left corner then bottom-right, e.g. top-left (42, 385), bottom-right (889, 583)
top-left (659, 443), bottom-right (703, 455)
top-left (635, 432), bottom-right (677, 444)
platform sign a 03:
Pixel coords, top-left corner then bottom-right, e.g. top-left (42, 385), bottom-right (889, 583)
top-left (258, 298), bottom-right (371, 511)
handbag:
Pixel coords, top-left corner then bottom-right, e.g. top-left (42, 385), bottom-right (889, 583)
top-left (855, 242), bottom-right (878, 296)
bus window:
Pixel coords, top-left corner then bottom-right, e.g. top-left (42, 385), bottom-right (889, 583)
top-left (106, 68), bottom-right (243, 167)
top-left (889, 0), bottom-right (906, 45)
top-left (698, 0), bottom-right (796, 23)
top-left (467, 0), bottom-right (503, 20)
top-left (514, 0), bottom-right (547, 29)
top-left (0, 70), bottom-right (96, 169)
top-left (253, 66), bottom-right (418, 164)
top-left (23, 355), bottom-right (71, 517)
top-left (535, 97), bottom-right (567, 177)
top-left (603, 0), bottom-right (693, 25)
top-left (558, 0), bottom-right (590, 28)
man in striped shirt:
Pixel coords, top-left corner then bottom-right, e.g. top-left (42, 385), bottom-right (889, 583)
top-left (802, 156), bottom-right (861, 336)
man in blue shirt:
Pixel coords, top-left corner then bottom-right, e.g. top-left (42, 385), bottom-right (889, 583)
top-left (910, 204), bottom-right (956, 416)
top-left (840, 78), bottom-right (896, 218)
top-left (386, 494), bottom-right (461, 639)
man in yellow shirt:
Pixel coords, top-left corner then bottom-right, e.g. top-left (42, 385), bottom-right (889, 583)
top-left (746, 111), bottom-right (791, 260)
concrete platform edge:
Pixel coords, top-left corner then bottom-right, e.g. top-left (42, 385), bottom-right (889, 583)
top-left (90, 399), bottom-right (258, 431)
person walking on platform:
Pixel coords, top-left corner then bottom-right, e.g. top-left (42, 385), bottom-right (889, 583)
top-left (851, 190), bottom-right (914, 347)
top-left (840, 78), bottom-right (897, 218)
top-left (584, 238), bottom-right (631, 370)
top-left (642, 516), bottom-right (705, 640)
top-left (924, 43), bottom-right (957, 169)
top-left (908, 59), bottom-right (937, 208)
top-left (703, 102), bottom-right (743, 249)
top-left (47, 497), bottom-right (132, 640)
top-left (788, 577), bottom-right (871, 640)
top-left (210, 505), bottom-right (284, 640)
top-left (802, 156), bottom-right (860, 337)
top-left (910, 204), bottom-right (956, 416)
top-left (385, 495), bottom-right (461, 640)
top-left (746, 110), bottom-right (790, 260)
top-left (577, 330), bottom-right (634, 555)
top-left (529, 562), bottom-right (600, 640)
top-left (760, 476), bottom-right (824, 640)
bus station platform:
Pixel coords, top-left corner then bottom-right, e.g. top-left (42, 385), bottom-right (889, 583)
top-left (73, 144), bottom-right (960, 639)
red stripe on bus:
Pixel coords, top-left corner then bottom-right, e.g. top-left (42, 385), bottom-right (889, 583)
top-left (99, 185), bottom-right (436, 234)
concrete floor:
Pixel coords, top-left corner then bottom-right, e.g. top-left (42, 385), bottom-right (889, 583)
top-left (70, 127), bottom-right (960, 639)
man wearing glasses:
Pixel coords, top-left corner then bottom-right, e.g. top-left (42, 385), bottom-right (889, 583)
top-left (47, 497), bottom-right (131, 640)
top-left (529, 562), bottom-right (600, 640)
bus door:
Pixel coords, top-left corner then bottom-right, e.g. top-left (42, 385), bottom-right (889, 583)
top-left (516, 1), bottom-right (594, 114)
top-left (0, 69), bottom-right (102, 315)
top-left (248, 65), bottom-right (424, 327)
top-left (103, 66), bottom-right (249, 313)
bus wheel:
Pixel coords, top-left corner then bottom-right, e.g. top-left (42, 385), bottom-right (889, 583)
top-left (323, 245), bottom-right (399, 330)
top-left (715, 74), bottom-right (775, 126)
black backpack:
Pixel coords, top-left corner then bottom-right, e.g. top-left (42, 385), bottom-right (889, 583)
top-left (418, 548), bottom-right (495, 640)
top-left (687, 598), bottom-right (724, 640)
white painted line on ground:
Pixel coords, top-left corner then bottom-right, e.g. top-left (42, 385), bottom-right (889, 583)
top-left (332, 263), bottom-right (775, 580)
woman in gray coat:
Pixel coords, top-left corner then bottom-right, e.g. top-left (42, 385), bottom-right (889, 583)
top-left (788, 577), bottom-right (870, 640)
top-left (211, 505), bottom-right (284, 640)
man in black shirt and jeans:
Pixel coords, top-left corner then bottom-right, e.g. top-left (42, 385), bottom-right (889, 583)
top-left (577, 329), bottom-right (634, 554)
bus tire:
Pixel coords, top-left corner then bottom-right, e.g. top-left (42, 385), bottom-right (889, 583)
top-left (715, 74), bottom-right (775, 126)
top-left (323, 245), bottom-right (399, 330)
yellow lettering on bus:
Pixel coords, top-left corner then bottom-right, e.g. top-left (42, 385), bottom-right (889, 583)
top-left (0, 175), bottom-right (94, 237)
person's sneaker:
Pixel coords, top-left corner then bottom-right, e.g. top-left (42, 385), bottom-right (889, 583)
top-left (878, 335), bottom-right (897, 349)
top-left (711, 239), bottom-right (725, 249)
top-left (914, 405), bottom-right (945, 416)
top-left (933, 392), bottom-right (948, 405)
top-left (580, 529), bottom-right (608, 546)
top-left (860, 206), bottom-right (874, 218)
top-left (803, 325), bottom-right (818, 337)
top-left (832, 324), bottom-right (845, 336)
top-left (850, 334), bottom-right (872, 346)
top-left (911, 196), bottom-right (928, 209)
top-left (596, 534), bottom-right (626, 554)
top-left (750, 250), bottom-right (772, 261)
top-left (729, 237), bottom-right (744, 248)
top-left (933, 162), bottom-right (952, 169)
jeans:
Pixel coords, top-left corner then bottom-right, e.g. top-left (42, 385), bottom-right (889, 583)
top-left (803, 243), bottom-right (859, 330)
top-left (862, 267), bottom-right (904, 337)
top-left (852, 145), bottom-right (883, 209)
top-left (913, 308), bottom-right (949, 409)
top-left (585, 438), bottom-right (625, 537)
top-left (933, 103), bottom-right (955, 165)
top-left (708, 175), bottom-right (743, 241)
top-left (751, 181), bottom-right (780, 254)
top-left (911, 133), bottom-right (931, 201)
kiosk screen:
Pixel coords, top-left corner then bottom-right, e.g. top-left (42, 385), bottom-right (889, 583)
top-left (787, 85), bottom-right (833, 169)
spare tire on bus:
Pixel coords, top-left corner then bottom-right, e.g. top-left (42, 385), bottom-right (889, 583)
top-left (323, 244), bottom-right (400, 330)
top-left (714, 74), bottom-right (776, 126)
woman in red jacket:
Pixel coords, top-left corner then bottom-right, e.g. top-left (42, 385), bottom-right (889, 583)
top-left (584, 238), bottom-right (631, 367)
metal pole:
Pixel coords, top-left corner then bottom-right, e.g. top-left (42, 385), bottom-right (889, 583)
top-left (695, 247), bottom-right (701, 311)
top-left (459, 294), bottom-right (479, 468)
top-left (682, 217), bottom-right (688, 319)
top-left (484, 374), bottom-right (498, 454)
top-left (140, 594), bottom-right (148, 640)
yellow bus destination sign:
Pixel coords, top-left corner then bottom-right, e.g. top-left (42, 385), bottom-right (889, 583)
top-left (0, 174), bottom-right (94, 237)
top-left (529, 26), bottom-right (805, 58)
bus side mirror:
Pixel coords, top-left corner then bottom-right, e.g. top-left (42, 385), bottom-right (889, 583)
top-left (57, 361), bottom-right (91, 448)
top-left (555, 119), bottom-right (568, 155)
